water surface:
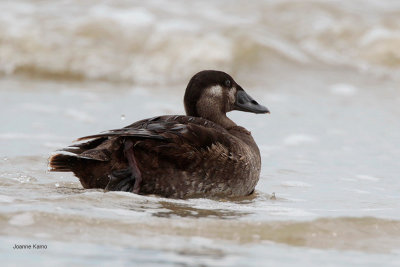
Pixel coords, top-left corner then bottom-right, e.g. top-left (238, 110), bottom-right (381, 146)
top-left (1, 0), bottom-right (400, 266)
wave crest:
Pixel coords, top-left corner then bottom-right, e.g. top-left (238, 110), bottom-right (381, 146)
top-left (1, 0), bottom-right (400, 83)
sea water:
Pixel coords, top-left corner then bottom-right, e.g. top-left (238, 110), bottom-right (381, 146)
top-left (0, 0), bottom-right (400, 266)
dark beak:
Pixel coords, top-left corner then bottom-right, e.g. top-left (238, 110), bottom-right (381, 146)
top-left (234, 89), bottom-right (270, 114)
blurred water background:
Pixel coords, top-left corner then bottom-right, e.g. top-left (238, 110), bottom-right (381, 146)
top-left (0, 0), bottom-right (400, 266)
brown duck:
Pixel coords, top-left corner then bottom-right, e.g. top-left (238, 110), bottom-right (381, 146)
top-left (49, 70), bottom-right (269, 198)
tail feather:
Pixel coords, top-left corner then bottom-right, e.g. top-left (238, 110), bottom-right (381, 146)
top-left (48, 153), bottom-right (78, 172)
top-left (49, 152), bottom-right (112, 189)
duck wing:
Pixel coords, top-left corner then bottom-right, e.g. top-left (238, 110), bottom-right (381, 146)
top-left (50, 115), bottom-right (236, 173)
top-left (76, 115), bottom-right (231, 149)
top-left (49, 115), bottom-right (238, 192)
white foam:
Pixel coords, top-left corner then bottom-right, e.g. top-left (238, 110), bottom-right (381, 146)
top-left (268, 206), bottom-right (315, 217)
top-left (157, 20), bottom-right (200, 32)
top-left (281, 181), bottom-right (312, 188)
top-left (340, 177), bottom-right (357, 182)
top-left (0, 195), bottom-right (15, 203)
top-left (252, 31), bottom-right (310, 63)
top-left (356, 174), bottom-right (380, 182)
top-left (329, 84), bottom-right (358, 96)
top-left (9, 213), bottom-right (35, 226)
top-left (360, 27), bottom-right (397, 46)
top-left (345, 188), bottom-right (371, 194)
top-left (90, 6), bottom-right (155, 27)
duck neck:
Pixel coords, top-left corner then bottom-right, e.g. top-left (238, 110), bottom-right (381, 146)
top-left (191, 104), bottom-right (236, 129)
top-left (208, 114), bottom-right (237, 129)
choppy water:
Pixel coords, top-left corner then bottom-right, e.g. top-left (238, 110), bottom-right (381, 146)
top-left (2, 0), bottom-right (400, 84)
top-left (1, 0), bottom-right (400, 266)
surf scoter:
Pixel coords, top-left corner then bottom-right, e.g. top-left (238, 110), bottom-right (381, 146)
top-left (49, 70), bottom-right (269, 198)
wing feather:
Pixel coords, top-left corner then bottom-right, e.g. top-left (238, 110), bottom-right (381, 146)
top-left (60, 115), bottom-right (235, 164)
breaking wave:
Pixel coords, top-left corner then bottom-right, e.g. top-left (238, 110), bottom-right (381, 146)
top-left (1, 0), bottom-right (400, 84)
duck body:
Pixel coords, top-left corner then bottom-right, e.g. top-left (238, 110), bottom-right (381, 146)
top-left (49, 70), bottom-right (269, 199)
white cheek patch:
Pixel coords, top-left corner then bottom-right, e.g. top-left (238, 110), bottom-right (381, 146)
top-left (207, 85), bottom-right (223, 97)
top-left (229, 87), bottom-right (236, 103)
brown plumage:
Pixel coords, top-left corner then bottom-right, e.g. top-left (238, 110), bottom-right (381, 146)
top-left (49, 70), bottom-right (269, 198)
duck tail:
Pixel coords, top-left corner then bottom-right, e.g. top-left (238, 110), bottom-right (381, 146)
top-left (48, 153), bottom-right (78, 172)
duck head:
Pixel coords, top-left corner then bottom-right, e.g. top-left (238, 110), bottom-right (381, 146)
top-left (184, 70), bottom-right (269, 128)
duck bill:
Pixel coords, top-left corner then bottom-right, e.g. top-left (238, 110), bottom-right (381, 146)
top-left (234, 89), bottom-right (270, 114)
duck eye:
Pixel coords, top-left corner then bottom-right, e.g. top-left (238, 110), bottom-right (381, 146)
top-left (224, 80), bottom-right (231, 88)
